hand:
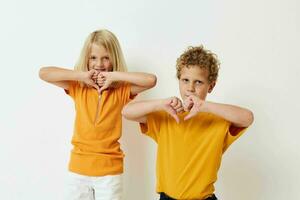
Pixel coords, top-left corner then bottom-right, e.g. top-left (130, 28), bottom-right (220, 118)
top-left (184, 95), bottom-right (205, 121)
top-left (160, 97), bottom-right (184, 123)
top-left (97, 72), bottom-right (114, 94)
top-left (82, 70), bottom-right (100, 94)
top-left (92, 70), bottom-right (99, 84)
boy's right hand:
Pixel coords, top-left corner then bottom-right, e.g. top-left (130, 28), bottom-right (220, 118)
top-left (81, 70), bottom-right (100, 94)
top-left (160, 97), bottom-right (184, 123)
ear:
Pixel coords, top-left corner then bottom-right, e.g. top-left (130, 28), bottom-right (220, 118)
top-left (208, 81), bottom-right (216, 93)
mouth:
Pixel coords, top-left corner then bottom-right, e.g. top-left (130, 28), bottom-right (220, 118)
top-left (95, 69), bottom-right (107, 72)
top-left (185, 93), bottom-right (193, 98)
top-left (184, 93), bottom-right (200, 99)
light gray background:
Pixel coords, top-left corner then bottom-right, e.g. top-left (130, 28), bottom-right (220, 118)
top-left (0, 0), bottom-right (299, 199)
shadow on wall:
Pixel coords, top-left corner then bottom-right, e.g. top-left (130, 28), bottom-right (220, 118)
top-left (215, 82), bottom-right (298, 200)
top-left (121, 117), bottom-right (158, 200)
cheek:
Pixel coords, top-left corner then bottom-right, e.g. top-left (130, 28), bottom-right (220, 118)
top-left (88, 60), bottom-right (94, 68)
top-left (197, 86), bottom-right (210, 98)
top-left (178, 83), bottom-right (185, 92)
top-left (195, 87), bottom-right (206, 96)
top-left (104, 60), bottom-right (112, 68)
top-left (179, 85), bottom-right (188, 97)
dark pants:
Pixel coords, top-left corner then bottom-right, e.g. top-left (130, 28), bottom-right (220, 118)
top-left (159, 192), bottom-right (218, 200)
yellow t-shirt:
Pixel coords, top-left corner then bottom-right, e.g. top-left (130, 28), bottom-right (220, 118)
top-left (66, 81), bottom-right (132, 176)
top-left (140, 111), bottom-right (247, 200)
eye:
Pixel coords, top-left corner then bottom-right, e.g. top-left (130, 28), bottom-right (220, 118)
top-left (181, 79), bottom-right (189, 83)
top-left (90, 56), bottom-right (97, 60)
top-left (195, 80), bottom-right (203, 85)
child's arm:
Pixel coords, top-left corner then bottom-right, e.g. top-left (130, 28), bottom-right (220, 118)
top-left (39, 67), bottom-right (100, 92)
top-left (122, 97), bottom-right (183, 123)
top-left (184, 95), bottom-right (254, 128)
top-left (97, 72), bottom-right (156, 95)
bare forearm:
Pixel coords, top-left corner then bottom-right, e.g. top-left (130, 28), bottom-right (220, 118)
top-left (122, 99), bottom-right (162, 121)
top-left (39, 67), bottom-right (83, 82)
top-left (202, 102), bottom-right (254, 127)
top-left (111, 72), bottom-right (156, 88)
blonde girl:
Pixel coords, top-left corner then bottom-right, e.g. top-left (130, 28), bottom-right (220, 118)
top-left (39, 29), bottom-right (156, 200)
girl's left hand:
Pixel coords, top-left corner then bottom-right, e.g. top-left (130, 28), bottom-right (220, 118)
top-left (97, 72), bottom-right (114, 93)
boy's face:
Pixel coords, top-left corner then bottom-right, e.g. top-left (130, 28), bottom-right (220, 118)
top-left (179, 66), bottom-right (215, 101)
top-left (88, 43), bottom-right (113, 72)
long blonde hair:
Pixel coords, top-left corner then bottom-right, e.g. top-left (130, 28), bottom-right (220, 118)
top-left (75, 29), bottom-right (127, 73)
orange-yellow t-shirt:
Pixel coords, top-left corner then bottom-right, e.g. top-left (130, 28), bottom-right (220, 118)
top-left (66, 82), bottom-right (132, 176)
top-left (140, 111), bottom-right (247, 200)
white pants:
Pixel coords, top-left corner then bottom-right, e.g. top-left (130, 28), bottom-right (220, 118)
top-left (65, 172), bottom-right (123, 200)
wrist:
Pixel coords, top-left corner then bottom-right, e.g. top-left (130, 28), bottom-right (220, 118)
top-left (77, 71), bottom-right (87, 82)
top-left (110, 71), bottom-right (120, 82)
top-left (153, 99), bottom-right (165, 112)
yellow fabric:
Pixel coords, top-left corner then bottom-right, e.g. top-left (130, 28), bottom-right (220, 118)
top-left (140, 111), bottom-right (247, 200)
top-left (66, 81), bottom-right (132, 176)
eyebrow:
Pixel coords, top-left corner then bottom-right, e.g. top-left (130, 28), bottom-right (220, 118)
top-left (89, 54), bottom-right (109, 58)
top-left (181, 77), bottom-right (203, 81)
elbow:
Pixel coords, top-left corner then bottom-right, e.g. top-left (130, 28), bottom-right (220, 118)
top-left (234, 110), bottom-right (254, 128)
top-left (121, 105), bottom-right (130, 119)
top-left (122, 104), bottom-right (138, 121)
top-left (39, 67), bottom-right (49, 81)
top-left (244, 110), bottom-right (254, 127)
top-left (147, 74), bottom-right (157, 89)
top-left (248, 111), bottom-right (254, 126)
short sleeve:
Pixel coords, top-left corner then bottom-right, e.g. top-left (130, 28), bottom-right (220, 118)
top-left (223, 124), bottom-right (248, 152)
top-left (139, 111), bottom-right (165, 142)
top-left (117, 83), bottom-right (137, 105)
top-left (65, 81), bottom-right (79, 99)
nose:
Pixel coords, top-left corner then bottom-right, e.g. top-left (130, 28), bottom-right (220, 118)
top-left (94, 59), bottom-right (103, 69)
top-left (187, 83), bottom-right (195, 92)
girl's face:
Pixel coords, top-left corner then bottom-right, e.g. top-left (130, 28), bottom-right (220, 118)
top-left (88, 43), bottom-right (113, 72)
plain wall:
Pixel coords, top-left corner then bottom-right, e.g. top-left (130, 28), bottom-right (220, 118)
top-left (0, 0), bottom-right (299, 199)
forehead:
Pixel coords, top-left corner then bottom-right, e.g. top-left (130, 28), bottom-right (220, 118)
top-left (180, 65), bottom-right (209, 80)
top-left (90, 43), bottom-right (109, 55)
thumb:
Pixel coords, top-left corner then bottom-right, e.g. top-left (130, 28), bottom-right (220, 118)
top-left (184, 113), bottom-right (192, 121)
top-left (165, 106), bottom-right (179, 123)
top-left (99, 84), bottom-right (105, 94)
top-left (99, 87), bottom-right (104, 94)
top-left (184, 108), bottom-right (197, 121)
top-left (92, 82), bottom-right (100, 94)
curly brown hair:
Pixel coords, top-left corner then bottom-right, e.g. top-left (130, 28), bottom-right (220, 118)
top-left (176, 46), bottom-right (220, 83)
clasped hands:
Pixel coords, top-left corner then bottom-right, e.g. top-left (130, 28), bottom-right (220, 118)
top-left (84, 69), bottom-right (114, 94)
top-left (162, 95), bottom-right (205, 123)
